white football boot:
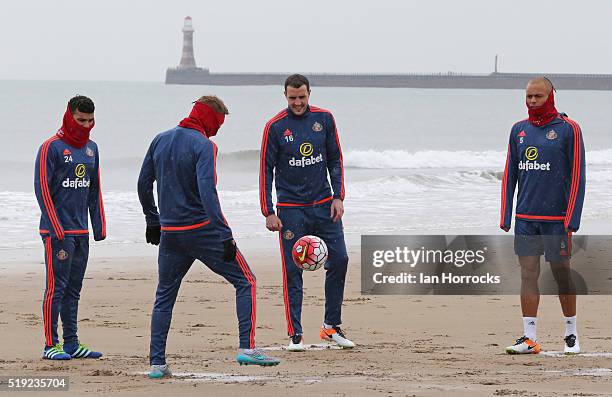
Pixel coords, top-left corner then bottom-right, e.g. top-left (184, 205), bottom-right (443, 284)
top-left (564, 334), bottom-right (580, 355)
top-left (287, 334), bottom-right (306, 352)
top-left (505, 336), bottom-right (541, 354)
top-left (320, 326), bottom-right (355, 349)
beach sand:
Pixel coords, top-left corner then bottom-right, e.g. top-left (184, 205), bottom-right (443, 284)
top-left (1, 243), bottom-right (612, 396)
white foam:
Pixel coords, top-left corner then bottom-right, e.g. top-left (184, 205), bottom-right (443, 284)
top-left (342, 149), bottom-right (612, 169)
top-left (586, 149), bottom-right (612, 166)
top-left (348, 176), bottom-right (427, 196)
top-left (344, 150), bottom-right (505, 169)
top-left (216, 148), bottom-right (612, 170)
top-left (3, 156), bottom-right (612, 252)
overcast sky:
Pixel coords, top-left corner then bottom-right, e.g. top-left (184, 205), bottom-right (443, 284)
top-left (1, 0), bottom-right (610, 82)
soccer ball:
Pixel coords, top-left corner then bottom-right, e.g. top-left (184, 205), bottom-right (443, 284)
top-left (291, 235), bottom-right (328, 271)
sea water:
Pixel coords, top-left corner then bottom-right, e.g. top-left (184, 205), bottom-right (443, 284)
top-left (0, 80), bottom-right (610, 252)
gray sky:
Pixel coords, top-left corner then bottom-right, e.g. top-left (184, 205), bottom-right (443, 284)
top-left (1, 0), bottom-right (610, 82)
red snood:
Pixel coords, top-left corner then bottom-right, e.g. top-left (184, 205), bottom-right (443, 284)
top-left (527, 90), bottom-right (558, 127)
top-left (56, 105), bottom-right (94, 148)
top-left (178, 102), bottom-right (225, 137)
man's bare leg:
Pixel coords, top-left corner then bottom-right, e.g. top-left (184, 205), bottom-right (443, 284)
top-left (519, 256), bottom-right (541, 317)
top-left (550, 259), bottom-right (579, 354)
top-left (506, 256), bottom-right (543, 354)
top-left (550, 259), bottom-right (576, 316)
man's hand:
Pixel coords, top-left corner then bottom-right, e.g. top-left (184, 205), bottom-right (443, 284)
top-left (500, 226), bottom-right (510, 232)
top-left (266, 214), bottom-right (283, 232)
top-left (146, 225), bottom-right (161, 245)
top-left (330, 199), bottom-right (344, 223)
top-left (223, 238), bottom-right (237, 262)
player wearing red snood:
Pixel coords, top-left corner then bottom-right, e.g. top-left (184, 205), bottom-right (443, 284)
top-left (34, 95), bottom-right (106, 360)
top-left (138, 96), bottom-right (280, 379)
top-left (501, 77), bottom-right (585, 355)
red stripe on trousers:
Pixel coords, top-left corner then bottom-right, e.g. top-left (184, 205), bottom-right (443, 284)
top-left (235, 251), bottom-right (256, 349)
top-left (277, 230), bottom-right (294, 336)
top-left (43, 237), bottom-right (55, 346)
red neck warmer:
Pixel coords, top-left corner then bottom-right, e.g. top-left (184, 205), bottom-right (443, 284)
top-left (527, 89), bottom-right (558, 127)
top-left (178, 102), bottom-right (225, 137)
top-left (56, 105), bottom-right (94, 148)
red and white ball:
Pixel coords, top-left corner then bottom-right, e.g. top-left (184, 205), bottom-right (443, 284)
top-left (292, 235), bottom-right (328, 271)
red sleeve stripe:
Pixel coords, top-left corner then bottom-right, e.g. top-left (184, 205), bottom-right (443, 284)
top-left (310, 108), bottom-right (344, 199)
top-left (259, 110), bottom-right (287, 216)
top-left (567, 119), bottom-right (581, 227)
top-left (309, 105), bottom-right (330, 113)
top-left (333, 117), bottom-right (345, 200)
top-left (235, 251), bottom-right (257, 349)
top-left (562, 116), bottom-right (582, 228)
top-left (500, 143), bottom-right (511, 227)
top-left (97, 167), bottom-right (107, 238)
top-left (40, 138), bottom-right (61, 234)
top-left (40, 137), bottom-right (64, 239)
top-left (211, 143), bottom-right (230, 226)
top-left (212, 142), bottom-right (218, 185)
top-left (40, 137), bottom-right (63, 237)
top-left (258, 127), bottom-right (268, 216)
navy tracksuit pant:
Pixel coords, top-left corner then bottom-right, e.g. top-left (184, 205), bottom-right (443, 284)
top-left (149, 226), bottom-right (257, 365)
top-left (42, 236), bottom-right (89, 347)
top-left (277, 201), bottom-right (349, 337)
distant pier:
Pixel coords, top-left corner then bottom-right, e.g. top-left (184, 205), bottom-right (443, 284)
top-left (165, 69), bottom-right (612, 90)
top-left (166, 17), bottom-right (612, 90)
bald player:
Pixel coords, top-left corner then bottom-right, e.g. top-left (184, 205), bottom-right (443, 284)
top-left (500, 77), bottom-right (586, 355)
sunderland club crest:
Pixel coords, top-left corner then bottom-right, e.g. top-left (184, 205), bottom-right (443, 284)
top-left (57, 249), bottom-right (69, 260)
top-left (312, 122), bottom-right (323, 132)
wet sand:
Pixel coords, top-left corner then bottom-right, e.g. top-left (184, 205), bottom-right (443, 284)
top-left (1, 245), bottom-right (611, 396)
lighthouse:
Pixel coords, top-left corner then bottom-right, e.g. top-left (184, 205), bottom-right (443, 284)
top-left (178, 16), bottom-right (197, 69)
